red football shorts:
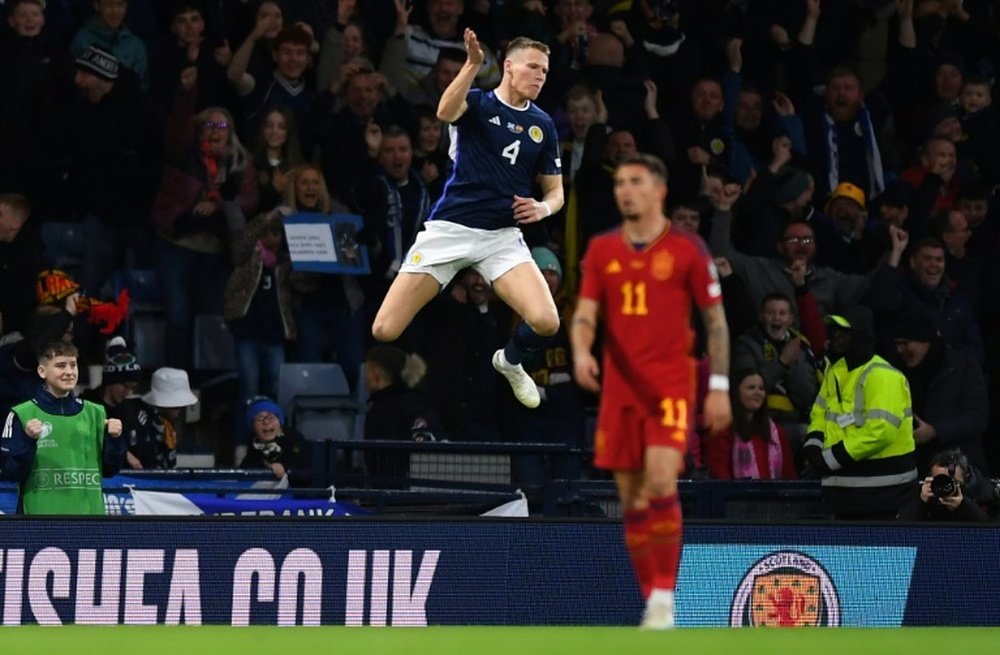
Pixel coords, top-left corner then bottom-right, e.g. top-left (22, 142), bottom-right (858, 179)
top-left (593, 368), bottom-right (695, 472)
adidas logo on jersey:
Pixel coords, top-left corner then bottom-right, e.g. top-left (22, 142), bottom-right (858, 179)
top-left (489, 115), bottom-right (501, 126)
top-left (605, 260), bottom-right (622, 274)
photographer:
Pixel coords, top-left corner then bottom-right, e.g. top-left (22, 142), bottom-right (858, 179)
top-left (897, 450), bottom-right (989, 522)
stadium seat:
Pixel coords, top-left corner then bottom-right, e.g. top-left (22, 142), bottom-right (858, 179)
top-left (192, 315), bottom-right (237, 372)
top-left (112, 267), bottom-right (164, 313)
top-left (277, 363), bottom-right (361, 484)
top-left (130, 313), bottom-right (166, 371)
top-left (276, 362), bottom-right (359, 440)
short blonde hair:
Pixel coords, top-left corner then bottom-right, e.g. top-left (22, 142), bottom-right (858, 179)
top-left (506, 37), bottom-right (550, 59)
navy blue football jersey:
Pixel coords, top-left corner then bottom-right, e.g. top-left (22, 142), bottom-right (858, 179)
top-left (429, 89), bottom-right (562, 230)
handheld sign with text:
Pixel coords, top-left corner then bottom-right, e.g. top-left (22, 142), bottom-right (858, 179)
top-left (284, 213), bottom-right (370, 275)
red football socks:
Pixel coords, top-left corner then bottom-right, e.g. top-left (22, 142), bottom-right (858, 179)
top-left (623, 508), bottom-right (652, 599)
top-left (647, 494), bottom-right (683, 592)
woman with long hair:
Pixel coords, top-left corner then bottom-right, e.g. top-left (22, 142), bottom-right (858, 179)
top-left (703, 369), bottom-right (798, 480)
top-left (252, 106), bottom-right (305, 213)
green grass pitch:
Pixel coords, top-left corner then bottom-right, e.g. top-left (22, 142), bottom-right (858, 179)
top-left (3, 626), bottom-right (999, 655)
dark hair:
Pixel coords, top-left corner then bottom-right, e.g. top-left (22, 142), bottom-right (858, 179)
top-left (760, 292), bottom-right (794, 312)
top-left (929, 209), bottom-right (964, 238)
top-left (273, 24), bottom-right (312, 51)
top-left (366, 346), bottom-right (426, 389)
top-left (963, 74), bottom-right (992, 89)
top-left (667, 195), bottom-right (710, 217)
top-left (616, 153), bottom-right (669, 184)
top-left (253, 0), bottom-right (284, 17)
top-left (923, 135), bottom-right (955, 154)
top-left (781, 219), bottom-right (815, 236)
top-left (437, 47), bottom-right (467, 65)
top-left (738, 81), bottom-right (764, 99)
top-left (692, 75), bottom-right (722, 91)
top-left (930, 448), bottom-right (969, 476)
top-left (730, 369), bottom-right (770, 441)
top-left (827, 65), bottom-right (862, 86)
top-left (169, 0), bottom-right (205, 18)
top-left (912, 236), bottom-right (946, 254)
top-left (253, 105), bottom-right (304, 168)
top-left (957, 182), bottom-right (989, 203)
top-left (367, 345), bottom-right (406, 385)
top-left (381, 124), bottom-right (411, 142)
top-left (38, 340), bottom-right (78, 362)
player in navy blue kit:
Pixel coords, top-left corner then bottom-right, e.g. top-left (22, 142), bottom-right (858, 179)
top-left (372, 30), bottom-right (564, 409)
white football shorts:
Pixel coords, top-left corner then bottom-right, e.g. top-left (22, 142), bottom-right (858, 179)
top-left (398, 220), bottom-right (534, 285)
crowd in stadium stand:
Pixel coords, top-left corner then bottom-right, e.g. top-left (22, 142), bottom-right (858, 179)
top-left (2, 0), bottom-right (1000, 514)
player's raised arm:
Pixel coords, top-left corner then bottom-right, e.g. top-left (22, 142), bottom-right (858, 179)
top-left (437, 28), bottom-right (484, 124)
top-left (571, 297), bottom-right (601, 393)
top-left (700, 302), bottom-right (733, 434)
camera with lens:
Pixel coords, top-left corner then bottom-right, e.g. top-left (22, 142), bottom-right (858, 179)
top-left (930, 473), bottom-right (960, 498)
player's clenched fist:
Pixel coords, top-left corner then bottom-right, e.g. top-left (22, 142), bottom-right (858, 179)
top-left (105, 418), bottom-right (123, 438)
top-left (24, 418), bottom-right (44, 440)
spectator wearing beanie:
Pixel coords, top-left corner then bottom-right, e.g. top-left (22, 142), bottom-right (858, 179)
top-left (35, 269), bottom-right (81, 313)
top-left (82, 337), bottom-right (172, 470)
top-left (70, 0), bottom-right (149, 87)
top-left (239, 395), bottom-right (307, 486)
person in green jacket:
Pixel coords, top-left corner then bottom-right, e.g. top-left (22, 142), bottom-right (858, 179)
top-left (1, 340), bottom-right (125, 515)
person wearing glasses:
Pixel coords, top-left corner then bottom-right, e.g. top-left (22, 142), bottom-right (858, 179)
top-left (151, 67), bottom-right (259, 369)
top-left (705, 172), bottom-right (879, 320)
top-left (240, 395), bottom-right (307, 485)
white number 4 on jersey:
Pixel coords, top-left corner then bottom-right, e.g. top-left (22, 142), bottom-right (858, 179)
top-left (502, 140), bottom-right (521, 165)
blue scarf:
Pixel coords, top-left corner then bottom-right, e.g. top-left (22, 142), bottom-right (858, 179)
top-left (823, 105), bottom-right (885, 198)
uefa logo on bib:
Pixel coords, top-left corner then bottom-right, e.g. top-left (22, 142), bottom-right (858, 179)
top-left (729, 550), bottom-right (840, 627)
top-left (37, 422), bottom-right (57, 448)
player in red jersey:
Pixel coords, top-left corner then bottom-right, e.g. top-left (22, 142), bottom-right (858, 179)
top-left (570, 153), bottom-right (732, 629)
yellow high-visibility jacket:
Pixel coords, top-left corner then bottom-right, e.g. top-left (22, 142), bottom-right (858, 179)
top-left (805, 355), bottom-right (917, 491)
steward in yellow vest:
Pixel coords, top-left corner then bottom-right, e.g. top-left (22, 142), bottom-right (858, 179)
top-left (802, 308), bottom-right (917, 519)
